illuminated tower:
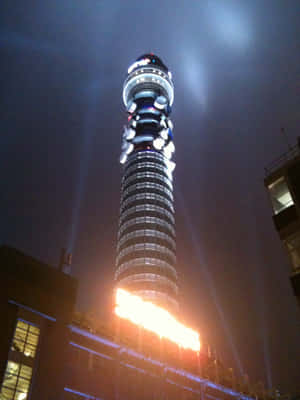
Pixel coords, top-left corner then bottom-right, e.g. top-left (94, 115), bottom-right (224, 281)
top-left (115, 54), bottom-right (178, 313)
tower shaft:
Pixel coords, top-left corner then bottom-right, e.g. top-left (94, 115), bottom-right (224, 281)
top-left (115, 54), bottom-right (178, 313)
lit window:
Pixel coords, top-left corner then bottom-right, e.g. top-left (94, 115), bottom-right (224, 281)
top-left (0, 361), bottom-right (32, 400)
top-left (268, 177), bottom-right (294, 215)
top-left (11, 320), bottom-right (40, 359)
top-left (285, 233), bottom-right (300, 273)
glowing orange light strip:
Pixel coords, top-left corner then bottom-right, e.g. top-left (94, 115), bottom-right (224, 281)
top-left (115, 288), bottom-right (200, 352)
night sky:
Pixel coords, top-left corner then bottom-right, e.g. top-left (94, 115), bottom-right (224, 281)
top-left (1, 0), bottom-right (300, 394)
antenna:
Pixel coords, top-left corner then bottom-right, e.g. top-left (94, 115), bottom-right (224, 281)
top-left (58, 248), bottom-right (72, 274)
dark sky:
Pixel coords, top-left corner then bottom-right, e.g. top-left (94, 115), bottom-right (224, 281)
top-left (1, 0), bottom-right (300, 394)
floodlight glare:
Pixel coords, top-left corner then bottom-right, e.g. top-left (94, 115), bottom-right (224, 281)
top-left (127, 101), bottom-right (137, 114)
top-left (167, 119), bottom-right (174, 130)
top-left (153, 137), bottom-right (165, 150)
top-left (159, 129), bottom-right (169, 140)
top-left (126, 143), bottom-right (134, 155)
top-left (115, 288), bottom-right (200, 352)
top-left (120, 152), bottom-right (127, 164)
top-left (123, 127), bottom-right (136, 140)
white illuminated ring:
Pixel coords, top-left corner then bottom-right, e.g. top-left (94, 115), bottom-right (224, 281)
top-left (123, 72), bottom-right (174, 107)
top-left (153, 137), bottom-right (165, 150)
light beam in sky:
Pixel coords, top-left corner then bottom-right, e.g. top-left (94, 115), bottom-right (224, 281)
top-left (182, 51), bottom-right (207, 109)
top-left (68, 87), bottom-right (100, 253)
top-left (206, 3), bottom-right (252, 49)
top-left (177, 186), bottom-right (244, 376)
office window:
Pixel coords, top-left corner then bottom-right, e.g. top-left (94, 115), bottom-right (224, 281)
top-left (285, 233), bottom-right (300, 272)
top-left (11, 320), bottom-right (40, 359)
top-left (0, 361), bottom-right (32, 400)
top-left (268, 177), bottom-right (294, 215)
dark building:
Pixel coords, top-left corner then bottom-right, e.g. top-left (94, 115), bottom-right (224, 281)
top-left (0, 245), bottom-right (77, 400)
top-left (116, 54), bottom-right (178, 314)
top-left (0, 245), bottom-right (267, 400)
top-left (264, 139), bottom-right (300, 308)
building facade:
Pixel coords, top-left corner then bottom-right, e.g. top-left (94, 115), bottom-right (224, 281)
top-left (115, 54), bottom-right (178, 314)
top-left (0, 245), bottom-right (77, 400)
top-left (0, 246), bottom-right (261, 400)
top-left (264, 139), bottom-right (300, 308)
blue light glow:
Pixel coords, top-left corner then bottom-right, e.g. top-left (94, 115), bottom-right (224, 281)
top-left (166, 378), bottom-right (200, 394)
top-left (68, 325), bottom-right (120, 349)
top-left (70, 341), bottom-right (113, 360)
top-left (67, 324), bottom-right (253, 400)
top-left (8, 300), bottom-right (56, 321)
top-left (121, 347), bottom-right (163, 367)
top-left (64, 387), bottom-right (103, 400)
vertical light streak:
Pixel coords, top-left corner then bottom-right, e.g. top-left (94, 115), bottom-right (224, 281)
top-left (176, 186), bottom-right (244, 376)
top-left (68, 88), bottom-right (100, 252)
top-left (246, 194), bottom-right (273, 389)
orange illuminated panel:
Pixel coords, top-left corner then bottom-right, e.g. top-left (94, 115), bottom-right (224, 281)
top-left (115, 288), bottom-right (200, 352)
